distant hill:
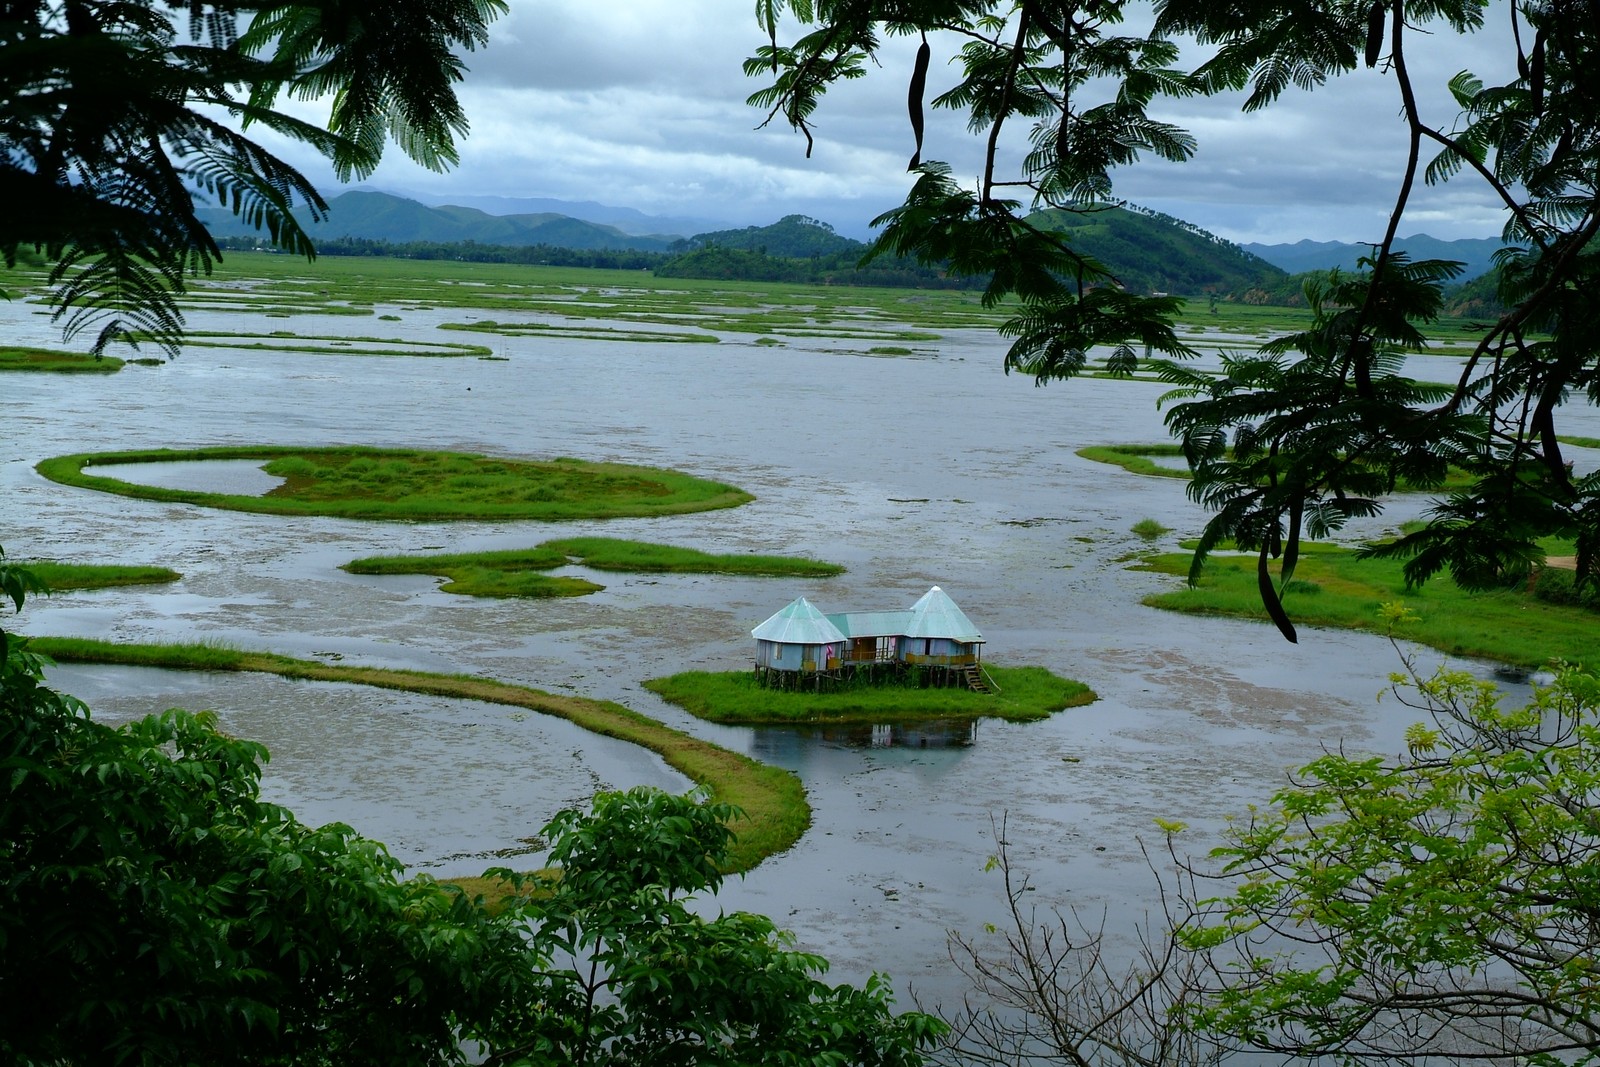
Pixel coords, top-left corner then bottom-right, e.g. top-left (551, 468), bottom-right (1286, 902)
top-left (658, 208), bottom-right (1284, 295)
top-left (682, 215), bottom-right (865, 259)
top-left (1031, 205), bottom-right (1284, 294)
top-left (401, 193), bottom-right (732, 239)
top-left (1243, 235), bottom-right (1511, 280)
top-left (199, 191), bottom-right (680, 252)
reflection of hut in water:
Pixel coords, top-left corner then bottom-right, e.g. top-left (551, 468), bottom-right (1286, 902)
top-left (751, 586), bottom-right (991, 692)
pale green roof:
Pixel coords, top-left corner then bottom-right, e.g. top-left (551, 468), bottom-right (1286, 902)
top-left (826, 610), bottom-right (914, 638)
top-left (904, 586), bottom-right (983, 642)
top-left (751, 597), bottom-right (847, 644)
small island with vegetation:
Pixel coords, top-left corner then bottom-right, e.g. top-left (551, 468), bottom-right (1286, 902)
top-left (343, 537), bottom-right (844, 599)
top-left (37, 446), bottom-right (753, 522)
top-left (645, 665), bottom-right (1095, 725)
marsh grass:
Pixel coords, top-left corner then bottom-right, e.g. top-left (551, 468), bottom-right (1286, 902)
top-left (1079, 443), bottom-right (1477, 492)
top-left (27, 636), bottom-right (810, 877)
top-left (37, 446), bottom-right (754, 522)
top-left (344, 539), bottom-right (841, 599)
top-left (23, 561), bottom-right (180, 590)
top-left (1137, 544), bottom-right (1599, 668)
top-left (1131, 518), bottom-right (1170, 539)
top-left (643, 665), bottom-right (1095, 725)
top-left (344, 547), bottom-right (601, 598)
top-left (540, 537), bottom-right (844, 577)
top-left (162, 331), bottom-right (491, 358)
top-left (0, 346), bottom-right (122, 373)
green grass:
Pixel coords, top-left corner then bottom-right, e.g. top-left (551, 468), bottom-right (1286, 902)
top-left (159, 330), bottom-right (492, 358)
top-left (343, 538), bottom-right (843, 599)
top-left (0, 346), bottom-right (122, 373)
top-left (643, 665), bottom-right (1096, 725)
top-left (343, 547), bottom-right (601, 598)
top-left (26, 636), bottom-right (810, 877)
top-left (1078, 444), bottom-right (1191, 479)
top-left (37, 446), bottom-right (754, 523)
top-left (1079, 443), bottom-right (1477, 492)
top-left (1136, 543), bottom-right (1599, 669)
top-left (1131, 518), bottom-right (1171, 540)
top-left (540, 537), bottom-right (843, 577)
top-left (22, 561), bottom-right (180, 591)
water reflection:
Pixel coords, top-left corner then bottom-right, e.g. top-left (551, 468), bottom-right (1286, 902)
top-left (751, 717), bottom-right (978, 756)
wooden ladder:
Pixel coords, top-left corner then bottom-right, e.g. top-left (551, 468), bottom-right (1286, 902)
top-left (963, 664), bottom-right (990, 693)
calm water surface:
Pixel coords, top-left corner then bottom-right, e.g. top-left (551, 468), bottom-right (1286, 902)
top-left (5, 289), bottom-right (1588, 1005)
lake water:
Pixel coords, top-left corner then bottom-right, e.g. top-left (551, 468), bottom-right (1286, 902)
top-left (5, 286), bottom-right (1590, 1008)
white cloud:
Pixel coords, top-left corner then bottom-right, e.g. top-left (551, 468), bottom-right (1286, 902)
top-left (232, 0), bottom-right (1530, 244)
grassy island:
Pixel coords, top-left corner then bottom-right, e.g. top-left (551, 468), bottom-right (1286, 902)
top-left (344, 537), bottom-right (843, 599)
top-left (1078, 443), bottom-right (1475, 492)
top-left (1, 346), bottom-right (122, 373)
top-left (26, 636), bottom-right (808, 878)
top-left (23, 561), bottom-right (180, 591)
top-left (644, 665), bottom-right (1096, 725)
top-left (36, 446), bottom-right (753, 522)
top-left (1138, 544), bottom-right (1598, 669)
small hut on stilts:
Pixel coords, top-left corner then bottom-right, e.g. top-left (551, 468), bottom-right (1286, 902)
top-left (750, 586), bottom-right (991, 692)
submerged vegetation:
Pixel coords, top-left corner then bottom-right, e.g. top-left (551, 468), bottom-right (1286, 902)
top-left (644, 665), bottom-right (1095, 725)
top-left (37, 446), bottom-right (753, 522)
top-left (343, 537), bottom-right (841, 599)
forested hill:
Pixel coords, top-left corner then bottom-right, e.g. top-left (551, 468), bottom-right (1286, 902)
top-left (656, 208), bottom-right (1286, 295)
top-left (200, 191), bottom-right (681, 252)
top-left (1030, 206), bottom-right (1285, 294)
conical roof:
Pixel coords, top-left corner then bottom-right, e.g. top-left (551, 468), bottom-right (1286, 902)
top-left (751, 596), bottom-right (847, 643)
top-left (903, 585), bottom-right (983, 641)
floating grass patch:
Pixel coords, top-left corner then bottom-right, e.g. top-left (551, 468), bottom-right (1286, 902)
top-left (540, 537), bottom-right (843, 577)
top-left (644, 665), bottom-right (1095, 725)
top-left (0, 346), bottom-right (122, 373)
top-left (27, 636), bottom-right (809, 876)
top-left (344, 547), bottom-right (603, 598)
top-left (1079, 443), bottom-right (1476, 492)
top-left (147, 330), bottom-right (492, 358)
top-left (21, 560), bottom-right (180, 590)
top-left (343, 539), bottom-right (842, 599)
top-left (37, 446), bottom-right (754, 522)
top-left (440, 321), bottom-right (719, 344)
top-left (1131, 518), bottom-right (1170, 539)
top-left (1136, 543), bottom-right (1599, 669)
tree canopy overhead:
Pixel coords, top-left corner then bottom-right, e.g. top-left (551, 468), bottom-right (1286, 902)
top-left (1, 0), bottom-right (504, 356)
top-left (750, 0), bottom-right (1600, 642)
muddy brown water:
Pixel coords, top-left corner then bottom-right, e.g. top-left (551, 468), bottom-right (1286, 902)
top-left (6, 293), bottom-right (1593, 1008)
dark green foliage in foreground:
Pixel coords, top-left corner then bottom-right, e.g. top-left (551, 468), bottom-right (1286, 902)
top-left (480, 787), bottom-right (945, 1066)
top-left (0, 623), bottom-right (528, 1067)
top-left (645, 665), bottom-right (1096, 724)
top-left (36, 446), bottom-right (752, 522)
top-left (0, 550), bottom-right (940, 1066)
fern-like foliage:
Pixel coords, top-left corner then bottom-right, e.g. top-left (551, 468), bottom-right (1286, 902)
top-left (0, 0), bottom-right (504, 358)
top-left (751, 0), bottom-right (1600, 643)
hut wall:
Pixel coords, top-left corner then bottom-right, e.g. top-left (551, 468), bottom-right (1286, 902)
top-left (899, 637), bottom-right (981, 665)
top-left (757, 641), bottom-right (835, 672)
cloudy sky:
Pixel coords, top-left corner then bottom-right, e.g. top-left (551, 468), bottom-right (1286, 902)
top-left (273, 0), bottom-right (1520, 245)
